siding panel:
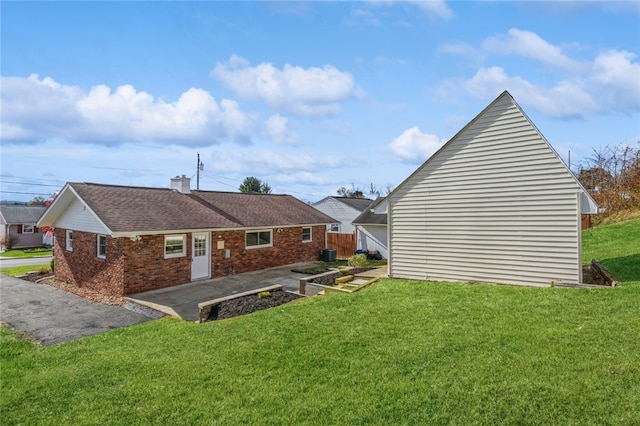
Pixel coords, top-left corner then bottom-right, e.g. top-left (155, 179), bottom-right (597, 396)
top-left (55, 198), bottom-right (109, 234)
top-left (389, 93), bottom-right (583, 286)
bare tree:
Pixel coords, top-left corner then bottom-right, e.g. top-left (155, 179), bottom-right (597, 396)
top-left (578, 141), bottom-right (640, 216)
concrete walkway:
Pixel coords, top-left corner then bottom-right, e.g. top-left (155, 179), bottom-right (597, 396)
top-left (0, 275), bottom-right (154, 346)
top-left (126, 262), bottom-right (326, 321)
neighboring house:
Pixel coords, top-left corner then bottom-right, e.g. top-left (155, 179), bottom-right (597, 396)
top-left (382, 91), bottom-right (599, 287)
top-left (312, 196), bottom-right (373, 233)
top-left (37, 176), bottom-right (337, 296)
top-left (352, 197), bottom-right (388, 259)
top-left (0, 205), bottom-right (47, 250)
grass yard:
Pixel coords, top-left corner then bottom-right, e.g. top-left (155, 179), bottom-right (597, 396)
top-left (0, 264), bottom-right (50, 277)
top-left (1, 219), bottom-right (639, 425)
top-left (0, 248), bottom-right (52, 258)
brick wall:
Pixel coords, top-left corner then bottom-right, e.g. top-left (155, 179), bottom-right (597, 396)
top-left (53, 228), bottom-right (125, 295)
top-left (54, 225), bottom-right (327, 297)
top-left (122, 234), bottom-right (191, 295)
top-left (211, 225), bottom-right (326, 277)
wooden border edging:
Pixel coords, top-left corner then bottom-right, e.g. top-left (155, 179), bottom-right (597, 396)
top-left (198, 284), bottom-right (283, 323)
top-left (590, 259), bottom-right (618, 287)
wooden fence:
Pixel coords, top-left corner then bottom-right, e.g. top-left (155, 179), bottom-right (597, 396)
top-left (326, 232), bottom-right (356, 259)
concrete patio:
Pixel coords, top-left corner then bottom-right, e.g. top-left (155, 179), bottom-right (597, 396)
top-left (125, 262), bottom-right (327, 321)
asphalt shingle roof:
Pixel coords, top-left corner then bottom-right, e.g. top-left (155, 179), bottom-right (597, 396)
top-left (71, 183), bottom-right (241, 233)
top-left (330, 197), bottom-right (374, 212)
top-left (66, 183), bottom-right (337, 233)
top-left (351, 198), bottom-right (387, 225)
top-left (191, 190), bottom-right (337, 227)
top-left (352, 208), bottom-right (387, 225)
top-left (0, 205), bottom-right (46, 224)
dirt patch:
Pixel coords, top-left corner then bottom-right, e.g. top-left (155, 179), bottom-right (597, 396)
top-left (207, 289), bottom-right (301, 321)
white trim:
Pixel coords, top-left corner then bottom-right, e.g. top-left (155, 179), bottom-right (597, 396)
top-left (245, 229), bottom-right (273, 249)
top-left (191, 232), bottom-right (211, 280)
top-left (109, 223), bottom-right (332, 239)
top-left (97, 234), bottom-right (107, 259)
top-left (66, 230), bottom-right (73, 251)
top-left (302, 226), bottom-right (312, 242)
top-left (164, 234), bottom-right (186, 258)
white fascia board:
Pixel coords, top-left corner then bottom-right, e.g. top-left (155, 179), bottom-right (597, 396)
top-left (111, 223), bottom-right (331, 238)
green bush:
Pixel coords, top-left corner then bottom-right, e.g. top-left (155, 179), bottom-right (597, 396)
top-left (347, 253), bottom-right (368, 268)
top-left (0, 235), bottom-right (13, 250)
top-left (50, 258), bottom-right (55, 273)
top-left (258, 291), bottom-right (271, 299)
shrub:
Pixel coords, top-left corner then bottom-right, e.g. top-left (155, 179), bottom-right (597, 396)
top-left (258, 291), bottom-right (272, 299)
top-left (348, 253), bottom-right (368, 268)
top-left (0, 235), bottom-right (13, 250)
top-left (50, 258), bottom-right (55, 273)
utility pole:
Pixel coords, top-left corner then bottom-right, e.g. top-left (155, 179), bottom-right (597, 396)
top-left (196, 153), bottom-right (204, 190)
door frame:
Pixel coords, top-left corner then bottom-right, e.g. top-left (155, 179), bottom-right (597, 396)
top-left (191, 232), bottom-right (211, 280)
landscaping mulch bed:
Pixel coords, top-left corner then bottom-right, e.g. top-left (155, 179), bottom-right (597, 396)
top-left (19, 271), bottom-right (124, 306)
top-left (207, 289), bottom-right (302, 321)
top-left (308, 268), bottom-right (373, 286)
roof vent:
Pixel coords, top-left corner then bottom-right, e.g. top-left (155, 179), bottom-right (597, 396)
top-left (171, 175), bottom-right (191, 194)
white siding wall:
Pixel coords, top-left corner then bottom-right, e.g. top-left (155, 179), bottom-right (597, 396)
top-left (54, 198), bottom-right (109, 234)
top-left (313, 198), bottom-right (360, 234)
top-left (356, 225), bottom-right (388, 258)
top-left (389, 94), bottom-right (583, 286)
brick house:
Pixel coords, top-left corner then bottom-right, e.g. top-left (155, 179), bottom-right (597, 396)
top-left (37, 176), bottom-right (337, 296)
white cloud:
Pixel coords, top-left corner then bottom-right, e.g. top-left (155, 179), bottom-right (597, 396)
top-left (388, 126), bottom-right (445, 162)
top-left (589, 50), bottom-right (640, 109)
top-left (264, 114), bottom-right (298, 145)
top-left (461, 66), bottom-right (598, 118)
top-left (409, 0), bottom-right (454, 19)
top-left (0, 74), bottom-right (256, 145)
top-left (208, 144), bottom-right (348, 175)
top-left (347, 8), bottom-right (381, 26)
top-left (441, 29), bottom-right (640, 118)
top-left (483, 28), bottom-right (583, 72)
top-left (211, 55), bottom-right (361, 116)
top-left (365, 0), bottom-right (454, 20)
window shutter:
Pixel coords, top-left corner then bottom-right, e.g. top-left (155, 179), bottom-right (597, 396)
top-left (17, 224), bottom-right (22, 234)
top-left (34, 226), bottom-right (39, 233)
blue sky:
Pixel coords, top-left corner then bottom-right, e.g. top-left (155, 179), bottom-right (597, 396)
top-left (2, 1), bottom-right (639, 203)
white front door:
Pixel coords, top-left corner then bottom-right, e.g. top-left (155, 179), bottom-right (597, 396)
top-left (191, 232), bottom-right (210, 280)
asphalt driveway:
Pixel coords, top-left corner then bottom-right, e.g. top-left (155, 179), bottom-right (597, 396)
top-left (0, 275), bottom-right (156, 346)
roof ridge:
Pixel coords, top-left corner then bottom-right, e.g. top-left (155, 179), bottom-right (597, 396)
top-left (72, 182), bottom-right (173, 191)
top-left (193, 189), bottom-right (289, 197)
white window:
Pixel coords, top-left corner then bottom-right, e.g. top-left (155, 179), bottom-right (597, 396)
top-left (66, 230), bottom-right (73, 251)
top-left (164, 234), bottom-right (186, 258)
top-left (22, 224), bottom-right (34, 234)
top-left (246, 230), bottom-right (272, 249)
top-left (329, 224), bottom-right (339, 232)
top-left (97, 235), bottom-right (107, 259)
top-left (302, 227), bottom-right (312, 242)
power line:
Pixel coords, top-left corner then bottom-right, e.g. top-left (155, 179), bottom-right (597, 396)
top-left (0, 180), bottom-right (62, 188)
top-left (0, 190), bottom-right (52, 196)
top-left (0, 174), bottom-right (65, 184)
top-left (198, 171), bottom-right (328, 199)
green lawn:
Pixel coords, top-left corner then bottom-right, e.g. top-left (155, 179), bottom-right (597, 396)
top-left (0, 248), bottom-right (52, 258)
top-left (0, 264), bottom-right (50, 276)
top-left (1, 219), bottom-right (639, 425)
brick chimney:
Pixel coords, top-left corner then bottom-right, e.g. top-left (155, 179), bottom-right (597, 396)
top-left (171, 175), bottom-right (191, 194)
